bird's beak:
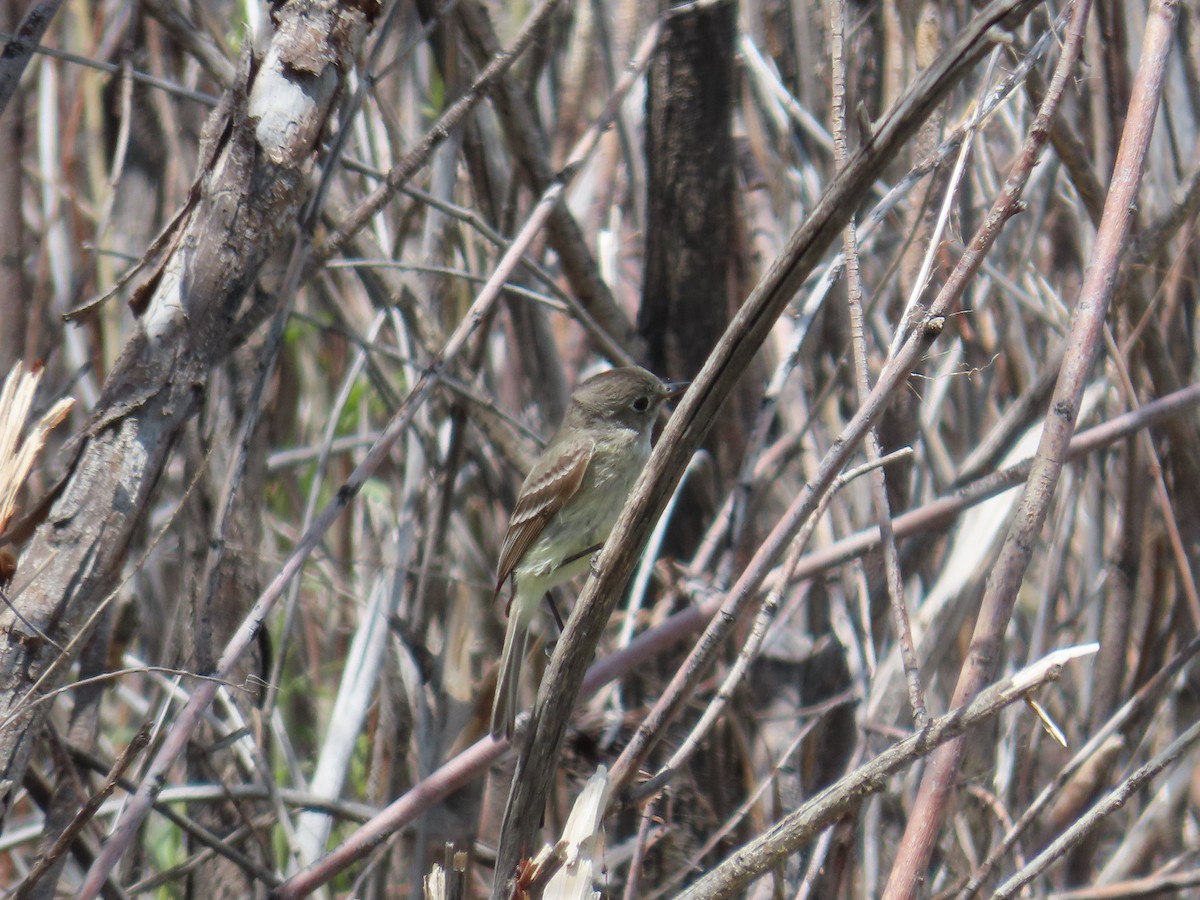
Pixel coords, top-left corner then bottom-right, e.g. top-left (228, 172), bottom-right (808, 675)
top-left (663, 381), bottom-right (690, 401)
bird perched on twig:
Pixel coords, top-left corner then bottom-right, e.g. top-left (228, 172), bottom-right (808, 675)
top-left (490, 366), bottom-right (686, 739)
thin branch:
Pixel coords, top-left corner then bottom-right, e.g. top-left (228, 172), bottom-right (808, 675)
top-left (493, 1), bottom-right (1046, 890)
top-left (0, 0), bottom-right (66, 116)
top-left (308, 0), bottom-right (566, 271)
top-left (12, 725), bottom-right (149, 899)
top-left (831, 0), bottom-right (927, 727)
top-left (884, 1), bottom-right (1172, 893)
top-left (677, 645), bottom-right (1098, 900)
top-left (994, 712), bottom-right (1200, 897)
top-left (630, 451), bottom-right (912, 804)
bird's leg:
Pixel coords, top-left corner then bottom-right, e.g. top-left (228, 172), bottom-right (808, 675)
top-left (543, 591), bottom-right (566, 633)
top-left (541, 542), bottom-right (604, 637)
top-left (560, 542), bottom-right (604, 569)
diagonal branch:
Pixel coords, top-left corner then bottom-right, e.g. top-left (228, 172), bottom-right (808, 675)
top-left (0, 0), bottom-right (379, 840)
top-left (0, 0), bottom-right (64, 117)
top-left (882, 0), bottom-right (1178, 894)
top-left (490, 0), bottom-right (1047, 892)
top-left (678, 645), bottom-right (1098, 900)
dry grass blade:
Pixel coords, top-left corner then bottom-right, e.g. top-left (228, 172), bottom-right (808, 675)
top-left (0, 362), bottom-right (73, 536)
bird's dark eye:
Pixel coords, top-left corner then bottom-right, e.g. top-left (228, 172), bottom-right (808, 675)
top-left (632, 396), bottom-right (651, 412)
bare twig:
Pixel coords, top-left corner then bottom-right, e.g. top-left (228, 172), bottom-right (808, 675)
top-left (629, 451), bottom-right (912, 803)
top-left (13, 724), bottom-right (149, 898)
top-left (959, 632), bottom-right (1200, 897)
top-left (492, 1), bottom-right (1046, 891)
top-left (308, 0), bottom-right (566, 271)
top-left (831, 0), bottom-right (926, 728)
top-left (994, 712), bottom-right (1200, 897)
top-left (884, 3), bottom-right (1173, 892)
top-left (0, 0), bottom-right (64, 116)
top-left (678, 645), bottom-right (1098, 900)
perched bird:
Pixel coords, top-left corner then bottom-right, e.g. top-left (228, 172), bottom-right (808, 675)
top-left (490, 366), bottom-right (685, 738)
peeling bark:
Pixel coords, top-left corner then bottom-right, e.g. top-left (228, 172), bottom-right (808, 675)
top-left (0, 0), bottom-right (377, 828)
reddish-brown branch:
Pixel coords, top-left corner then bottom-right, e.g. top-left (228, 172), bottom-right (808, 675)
top-left (883, 1), bottom-right (1177, 895)
top-left (491, 0), bottom-right (1047, 892)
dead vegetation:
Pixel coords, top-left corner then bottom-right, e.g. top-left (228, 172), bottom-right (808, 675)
top-left (1, 0), bottom-right (1200, 897)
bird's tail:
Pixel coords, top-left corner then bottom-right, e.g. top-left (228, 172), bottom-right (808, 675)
top-left (491, 599), bottom-right (532, 739)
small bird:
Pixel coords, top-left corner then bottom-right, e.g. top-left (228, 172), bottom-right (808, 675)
top-left (490, 366), bottom-right (685, 739)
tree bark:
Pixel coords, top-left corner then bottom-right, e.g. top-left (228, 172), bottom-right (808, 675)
top-left (639, 0), bottom-right (742, 552)
top-left (0, 0), bottom-right (378, 828)
top-left (0, 0), bottom-right (31, 370)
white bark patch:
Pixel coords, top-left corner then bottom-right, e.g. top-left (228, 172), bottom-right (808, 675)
top-left (249, 43), bottom-right (336, 167)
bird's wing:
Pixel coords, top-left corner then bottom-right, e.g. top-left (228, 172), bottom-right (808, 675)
top-left (494, 438), bottom-right (595, 596)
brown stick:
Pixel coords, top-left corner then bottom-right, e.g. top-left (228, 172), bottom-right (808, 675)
top-left (882, 1), bottom-right (1176, 895)
top-left (13, 725), bottom-right (150, 898)
top-left (831, 0), bottom-right (927, 728)
top-left (490, 0), bottom-right (1045, 892)
top-left (677, 646), bottom-right (1098, 900)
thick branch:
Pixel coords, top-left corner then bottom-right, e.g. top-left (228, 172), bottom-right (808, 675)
top-left (884, 0), bottom-right (1176, 893)
top-left (490, 0), bottom-right (1045, 891)
top-left (0, 0), bottom-right (376, 859)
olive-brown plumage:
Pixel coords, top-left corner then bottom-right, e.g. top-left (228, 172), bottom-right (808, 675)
top-left (490, 367), bottom-right (681, 738)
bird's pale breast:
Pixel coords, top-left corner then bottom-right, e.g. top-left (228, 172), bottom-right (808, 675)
top-left (515, 425), bottom-right (651, 588)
